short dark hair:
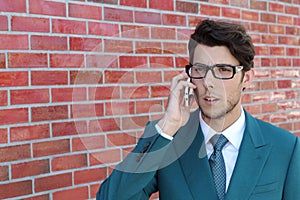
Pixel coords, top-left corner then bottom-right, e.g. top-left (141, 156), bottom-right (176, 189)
top-left (188, 19), bottom-right (255, 71)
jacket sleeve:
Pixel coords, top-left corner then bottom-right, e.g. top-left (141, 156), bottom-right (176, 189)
top-left (283, 136), bottom-right (300, 200)
top-left (96, 121), bottom-right (172, 200)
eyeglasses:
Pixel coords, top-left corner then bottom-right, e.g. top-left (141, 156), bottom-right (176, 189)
top-left (185, 63), bottom-right (244, 80)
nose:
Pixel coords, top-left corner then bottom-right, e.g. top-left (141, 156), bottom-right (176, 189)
top-left (203, 70), bottom-right (215, 88)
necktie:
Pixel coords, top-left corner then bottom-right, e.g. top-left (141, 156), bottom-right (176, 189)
top-left (209, 134), bottom-right (228, 200)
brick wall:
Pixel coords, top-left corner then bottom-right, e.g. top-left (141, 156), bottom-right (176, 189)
top-left (0, 0), bottom-right (299, 199)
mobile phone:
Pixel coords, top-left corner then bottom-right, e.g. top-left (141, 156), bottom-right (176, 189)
top-left (184, 78), bottom-right (193, 107)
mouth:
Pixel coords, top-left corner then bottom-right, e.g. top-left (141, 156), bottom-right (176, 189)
top-left (203, 96), bottom-right (220, 104)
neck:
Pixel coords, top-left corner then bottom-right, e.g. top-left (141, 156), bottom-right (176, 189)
top-left (202, 106), bottom-right (242, 132)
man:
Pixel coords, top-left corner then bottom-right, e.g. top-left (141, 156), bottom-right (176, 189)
top-left (96, 20), bottom-right (300, 200)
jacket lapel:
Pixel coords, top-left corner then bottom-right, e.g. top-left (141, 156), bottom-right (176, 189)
top-left (225, 111), bottom-right (272, 200)
top-left (174, 109), bottom-right (218, 200)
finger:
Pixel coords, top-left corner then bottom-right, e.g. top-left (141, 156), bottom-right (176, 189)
top-left (170, 72), bottom-right (189, 91)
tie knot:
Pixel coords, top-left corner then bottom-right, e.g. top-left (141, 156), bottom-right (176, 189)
top-left (211, 134), bottom-right (228, 151)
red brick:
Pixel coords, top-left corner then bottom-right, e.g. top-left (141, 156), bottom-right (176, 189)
top-left (107, 132), bottom-right (137, 147)
top-left (278, 15), bottom-right (293, 25)
top-left (11, 16), bottom-right (50, 32)
top-left (269, 24), bottom-right (285, 34)
top-left (121, 115), bottom-right (149, 130)
top-left (0, 0), bottom-right (26, 12)
top-left (285, 5), bottom-right (299, 15)
top-left (33, 139), bottom-right (70, 157)
top-left (242, 10), bottom-right (259, 21)
top-left (52, 154), bottom-right (87, 171)
top-left (89, 118), bottom-right (120, 133)
top-left (136, 71), bottom-right (162, 83)
top-left (222, 7), bottom-right (241, 18)
top-left (0, 180), bottom-right (32, 199)
top-left (200, 5), bottom-right (220, 16)
top-left (105, 101), bottom-right (135, 115)
top-left (0, 35), bottom-right (28, 50)
top-left (162, 14), bottom-right (186, 26)
top-left (52, 87), bottom-right (86, 103)
top-left (0, 128), bottom-right (7, 144)
top-left (23, 194), bottom-right (50, 200)
top-left (286, 26), bottom-right (298, 35)
top-left (70, 37), bottom-right (102, 51)
top-left (119, 56), bottom-right (148, 68)
top-left (89, 149), bottom-right (121, 166)
top-left (135, 11), bottom-right (161, 25)
top-left (150, 56), bottom-right (174, 68)
top-left (0, 165), bottom-right (8, 181)
top-left (262, 35), bottom-right (277, 44)
top-left (90, 183), bottom-right (100, 199)
top-left (120, 0), bottom-right (147, 8)
top-left (250, 0), bottom-right (267, 10)
top-left (69, 3), bottom-right (102, 20)
top-left (255, 46), bottom-right (268, 56)
top-left (269, 2), bottom-right (284, 12)
top-left (72, 135), bottom-right (105, 152)
top-left (0, 90), bottom-right (7, 106)
top-left (50, 53), bottom-right (84, 68)
top-left (151, 27), bottom-right (176, 40)
top-left (31, 71), bottom-right (68, 85)
top-left (270, 46), bottom-right (285, 55)
top-left (163, 42), bottom-right (187, 54)
top-left (136, 41), bottom-right (162, 54)
top-left (261, 13), bottom-right (276, 23)
top-left (104, 70), bottom-right (134, 84)
top-left (53, 186), bottom-right (89, 200)
top-left (2, 74), bottom-right (30, 93)
top-left (278, 58), bottom-right (292, 67)
top-left (136, 100), bottom-right (164, 114)
top-left (12, 159), bottom-right (50, 179)
top-left (0, 53), bottom-right (5, 68)
top-left (86, 54), bottom-right (118, 68)
top-left (149, 0), bottom-right (174, 10)
top-left (70, 70), bottom-right (103, 84)
top-left (287, 48), bottom-right (299, 56)
top-left (151, 85), bottom-right (170, 97)
top-left (104, 7), bottom-right (133, 22)
top-left (52, 19), bottom-right (86, 34)
top-left (279, 36), bottom-right (299, 45)
top-left (164, 70), bottom-right (181, 82)
top-left (35, 173), bottom-right (72, 192)
top-left (71, 103), bottom-right (104, 119)
top-left (0, 108), bottom-right (28, 125)
top-left (10, 124), bottom-right (50, 142)
top-left (121, 25), bottom-right (150, 39)
top-left (74, 167), bottom-right (107, 184)
top-left (0, 16), bottom-right (8, 31)
top-left (251, 23), bottom-right (268, 33)
top-left (0, 144), bottom-right (31, 162)
top-left (11, 89), bottom-right (49, 105)
top-left (31, 36), bottom-right (68, 50)
top-left (52, 121), bottom-right (87, 137)
top-left (176, 1), bottom-right (198, 13)
top-left (121, 86), bottom-right (149, 99)
top-left (278, 80), bottom-right (291, 88)
top-left (8, 53), bottom-right (48, 68)
top-left (89, 86), bottom-right (120, 100)
top-left (104, 39), bottom-right (134, 53)
top-left (29, 0), bottom-right (66, 16)
top-left (89, 22), bottom-right (119, 36)
top-left (31, 105), bottom-right (68, 122)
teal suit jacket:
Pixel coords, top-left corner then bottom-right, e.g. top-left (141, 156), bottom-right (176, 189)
top-left (97, 109), bottom-right (300, 200)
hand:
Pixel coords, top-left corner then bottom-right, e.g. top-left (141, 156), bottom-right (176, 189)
top-left (157, 72), bottom-right (196, 137)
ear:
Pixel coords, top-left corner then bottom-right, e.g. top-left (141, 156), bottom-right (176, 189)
top-left (242, 69), bottom-right (254, 89)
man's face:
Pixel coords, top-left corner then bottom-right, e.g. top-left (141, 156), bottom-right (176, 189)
top-left (192, 44), bottom-right (252, 124)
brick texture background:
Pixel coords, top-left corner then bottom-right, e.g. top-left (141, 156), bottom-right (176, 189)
top-left (0, 0), bottom-right (299, 199)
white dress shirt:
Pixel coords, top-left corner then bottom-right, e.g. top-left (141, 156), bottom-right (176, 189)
top-left (155, 108), bottom-right (245, 191)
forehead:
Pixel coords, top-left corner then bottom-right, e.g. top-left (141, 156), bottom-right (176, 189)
top-left (193, 44), bottom-right (239, 65)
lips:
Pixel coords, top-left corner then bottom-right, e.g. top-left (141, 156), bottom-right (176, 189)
top-left (203, 96), bottom-right (220, 104)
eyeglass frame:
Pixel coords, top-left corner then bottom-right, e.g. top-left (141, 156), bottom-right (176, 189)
top-left (185, 63), bottom-right (244, 80)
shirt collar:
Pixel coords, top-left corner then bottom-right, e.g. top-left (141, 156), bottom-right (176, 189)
top-left (200, 108), bottom-right (246, 150)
